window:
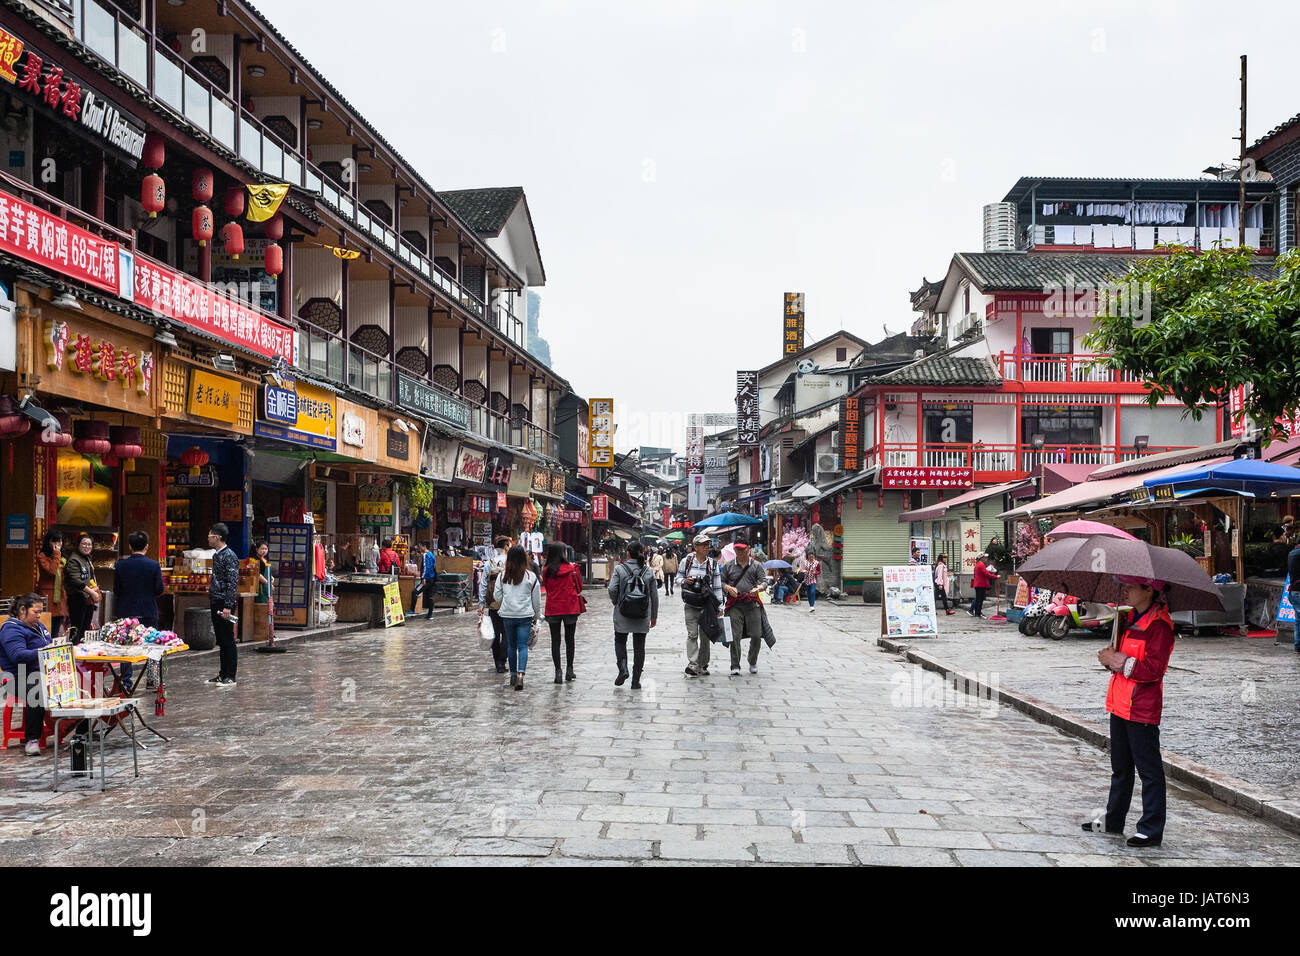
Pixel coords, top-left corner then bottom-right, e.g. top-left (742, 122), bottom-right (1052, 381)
top-left (1021, 405), bottom-right (1101, 447)
top-left (962, 285), bottom-right (970, 316)
top-left (836, 347), bottom-right (847, 362)
top-left (1030, 328), bottom-right (1072, 355)
top-left (924, 404), bottom-right (973, 444)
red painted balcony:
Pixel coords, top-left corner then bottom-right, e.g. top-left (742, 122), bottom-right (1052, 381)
top-left (879, 442), bottom-right (1194, 482)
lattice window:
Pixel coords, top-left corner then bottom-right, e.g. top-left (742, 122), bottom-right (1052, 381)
top-left (432, 364), bottom-right (460, 392)
top-left (511, 402), bottom-right (529, 425)
top-left (319, 161), bottom-right (345, 186)
top-left (163, 359), bottom-right (188, 415)
top-left (491, 392), bottom-right (509, 415)
top-left (352, 324), bottom-right (390, 356)
top-left (299, 297), bottom-right (341, 334)
top-left (190, 56), bottom-right (231, 93)
top-left (397, 347), bottom-right (429, 376)
top-left (463, 380), bottom-right (486, 405)
top-left (401, 230), bottom-right (427, 254)
top-left (263, 115), bottom-right (297, 150)
top-left (363, 200), bottom-right (393, 225)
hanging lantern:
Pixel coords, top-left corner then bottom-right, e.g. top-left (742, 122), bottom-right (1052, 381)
top-left (142, 131), bottom-right (165, 170)
top-left (264, 241), bottom-right (282, 276)
top-left (141, 173), bottom-right (165, 218)
top-left (223, 185), bottom-right (245, 218)
top-left (0, 395), bottom-right (26, 435)
top-left (35, 411), bottom-right (73, 447)
top-left (101, 453), bottom-right (120, 468)
top-left (73, 420), bottom-right (112, 456)
top-left (192, 204), bottom-right (214, 246)
top-left (856, 489), bottom-right (863, 510)
top-left (264, 213), bottom-right (284, 241)
top-left (836, 494), bottom-right (843, 518)
top-left (181, 446), bottom-right (209, 477)
top-left (222, 221), bottom-right (244, 258)
top-left (812, 505), bottom-right (820, 526)
top-left (191, 167), bottom-right (214, 202)
top-left (109, 426), bottom-right (144, 472)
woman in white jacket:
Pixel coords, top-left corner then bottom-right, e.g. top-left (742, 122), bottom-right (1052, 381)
top-left (492, 545), bottom-right (541, 690)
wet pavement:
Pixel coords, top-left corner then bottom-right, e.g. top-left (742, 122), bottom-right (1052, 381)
top-left (2, 593), bottom-right (1298, 866)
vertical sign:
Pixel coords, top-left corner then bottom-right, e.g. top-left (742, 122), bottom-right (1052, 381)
top-left (783, 292), bottom-right (805, 356)
top-left (592, 495), bottom-right (608, 522)
top-left (685, 425), bottom-right (704, 478)
top-left (588, 398), bottom-right (614, 467)
top-left (267, 521), bottom-right (312, 628)
top-left (1228, 385), bottom-right (1246, 437)
top-left (960, 521), bottom-right (981, 575)
top-left (736, 371), bottom-right (759, 447)
top-left (840, 395), bottom-right (861, 472)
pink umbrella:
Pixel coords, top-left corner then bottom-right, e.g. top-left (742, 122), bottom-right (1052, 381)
top-left (1044, 519), bottom-right (1137, 542)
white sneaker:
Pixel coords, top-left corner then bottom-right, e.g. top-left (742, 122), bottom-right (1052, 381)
top-left (749, 664), bottom-right (758, 674)
top-left (730, 666), bottom-right (741, 676)
top-left (24, 740), bottom-right (40, 756)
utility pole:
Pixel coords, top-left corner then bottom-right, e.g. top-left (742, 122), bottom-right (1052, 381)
top-left (1239, 53), bottom-right (1248, 249)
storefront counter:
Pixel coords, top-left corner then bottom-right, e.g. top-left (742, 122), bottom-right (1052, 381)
top-left (334, 574), bottom-right (408, 626)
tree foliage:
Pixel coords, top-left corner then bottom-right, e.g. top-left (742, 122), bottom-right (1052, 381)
top-left (1083, 246), bottom-right (1300, 441)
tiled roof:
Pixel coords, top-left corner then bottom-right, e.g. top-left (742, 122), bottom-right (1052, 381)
top-left (866, 352), bottom-right (1001, 387)
top-left (1250, 113), bottom-right (1300, 153)
top-left (440, 188), bottom-right (525, 236)
top-left (955, 252), bottom-right (1142, 291)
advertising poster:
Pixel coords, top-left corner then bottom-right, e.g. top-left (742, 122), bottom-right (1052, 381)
top-left (382, 581), bottom-right (405, 628)
top-left (1279, 573), bottom-right (1295, 626)
top-left (909, 537), bottom-right (931, 565)
top-left (38, 643), bottom-right (79, 708)
top-left (267, 521), bottom-right (312, 627)
top-left (881, 565), bottom-right (939, 638)
top-left (960, 520), bottom-right (982, 574)
top-left (55, 447), bottom-right (113, 528)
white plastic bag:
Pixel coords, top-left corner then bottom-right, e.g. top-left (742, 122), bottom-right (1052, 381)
top-left (721, 615), bottom-right (733, 645)
top-left (478, 614), bottom-right (495, 641)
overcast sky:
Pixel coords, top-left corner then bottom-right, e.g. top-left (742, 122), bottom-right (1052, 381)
top-left (259, 0), bottom-right (1300, 452)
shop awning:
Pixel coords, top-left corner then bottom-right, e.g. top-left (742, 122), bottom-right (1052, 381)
top-left (1037, 463), bottom-right (1100, 495)
top-left (898, 480), bottom-right (1031, 523)
top-left (808, 469), bottom-right (877, 505)
top-left (998, 456), bottom-right (1235, 520)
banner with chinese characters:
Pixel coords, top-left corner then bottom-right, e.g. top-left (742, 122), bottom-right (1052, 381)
top-left (960, 521), bottom-right (982, 575)
top-left (1228, 386), bottom-right (1247, 437)
top-left (41, 317), bottom-right (155, 416)
top-left (188, 369), bottom-right (241, 425)
top-left (880, 467), bottom-right (973, 490)
top-left (592, 495), bottom-right (608, 522)
top-left (1, 189), bottom-right (122, 294)
top-left (783, 292), bottom-right (805, 356)
top-left (588, 398), bottom-right (614, 468)
top-left (267, 521), bottom-right (312, 628)
top-left (685, 425), bottom-right (704, 477)
top-left (736, 371), bottom-right (759, 447)
top-left (840, 396), bottom-right (862, 472)
top-left (255, 377), bottom-right (337, 450)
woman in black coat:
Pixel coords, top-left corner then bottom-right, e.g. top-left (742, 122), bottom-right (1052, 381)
top-left (62, 533), bottom-right (99, 644)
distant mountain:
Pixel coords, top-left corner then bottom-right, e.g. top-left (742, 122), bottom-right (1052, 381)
top-left (526, 290), bottom-right (552, 369)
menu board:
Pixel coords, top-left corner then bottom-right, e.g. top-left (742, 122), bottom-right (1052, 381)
top-left (880, 565), bottom-right (939, 638)
top-left (267, 521), bottom-right (312, 628)
top-left (382, 581), bottom-right (405, 628)
top-left (38, 643), bottom-right (79, 708)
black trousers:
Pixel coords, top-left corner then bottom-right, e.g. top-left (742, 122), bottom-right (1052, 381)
top-left (971, 587), bottom-right (988, 616)
top-left (19, 670), bottom-right (44, 742)
top-left (663, 574), bottom-right (674, 595)
top-left (548, 614), bottom-right (577, 669)
top-left (66, 593), bottom-right (94, 644)
top-left (614, 632), bottom-right (647, 677)
top-left (936, 585), bottom-right (950, 611)
top-left (488, 609), bottom-right (507, 667)
top-left (211, 605), bottom-right (237, 680)
top-left (1106, 713), bottom-right (1166, 840)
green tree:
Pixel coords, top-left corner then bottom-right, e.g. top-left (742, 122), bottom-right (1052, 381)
top-left (1083, 246), bottom-right (1300, 440)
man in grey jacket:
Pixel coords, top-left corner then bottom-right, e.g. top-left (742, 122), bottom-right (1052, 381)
top-left (205, 523), bottom-right (240, 687)
top-left (676, 533), bottom-right (723, 677)
top-left (721, 543), bottom-right (767, 675)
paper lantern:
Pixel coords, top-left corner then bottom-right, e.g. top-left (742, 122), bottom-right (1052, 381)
top-left (36, 411), bottom-right (73, 447)
top-left (142, 131), bottom-right (165, 170)
top-left (192, 205), bottom-right (213, 246)
top-left (856, 489), bottom-right (862, 510)
top-left (264, 241), bottom-right (282, 276)
top-left (192, 167), bottom-right (214, 202)
top-left (110, 426), bottom-right (144, 472)
top-left (264, 213), bottom-right (284, 241)
top-left (221, 221), bottom-right (244, 258)
top-left (73, 420), bottom-right (112, 456)
top-left (141, 173), bottom-right (165, 218)
top-left (0, 416), bottom-right (29, 437)
top-left (223, 185), bottom-right (245, 218)
top-left (181, 446), bottom-right (209, 477)
top-left (101, 453), bottom-right (120, 468)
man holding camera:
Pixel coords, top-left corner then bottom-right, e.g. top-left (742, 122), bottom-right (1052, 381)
top-left (676, 533), bottom-right (723, 677)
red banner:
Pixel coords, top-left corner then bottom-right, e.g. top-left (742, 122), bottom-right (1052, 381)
top-left (132, 254), bottom-right (295, 361)
top-left (662, 506), bottom-right (671, 526)
top-left (0, 188), bottom-right (121, 294)
top-left (880, 467), bottom-right (974, 490)
top-left (592, 495), bottom-right (608, 522)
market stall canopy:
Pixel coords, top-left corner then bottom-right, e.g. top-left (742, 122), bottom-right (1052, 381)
top-left (1145, 458), bottom-right (1300, 499)
top-left (788, 481), bottom-right (822, 499)
top-left (898, 480), bottom-right (1030, 523)
top-left (692, 512), bottom-right (765, 528)
top-left (998, 456), bottom-right (1235, 520)
top-left (1037, 462), bottom-right (1100, 495)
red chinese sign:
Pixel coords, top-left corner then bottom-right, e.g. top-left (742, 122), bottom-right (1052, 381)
top-left (592, 495), bottom-right (608, 522)
top-left (43, 319), bottom-right (153, 396)
top-left (662, 507), bottom-right (671, 526)
top-left (133, 255), bottom-right (295, 361)
top-left (1229, 386), bottom-right (1246, 438)
top-left (840, 395), bottom-right (862, 472)
top-left (881, 467), bottom-right (974, 490)
top-left (0, 188), bottom-right (120, 294)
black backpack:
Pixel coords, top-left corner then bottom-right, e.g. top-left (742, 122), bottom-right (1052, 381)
top-left (618, 564), bottom-right (651, 618)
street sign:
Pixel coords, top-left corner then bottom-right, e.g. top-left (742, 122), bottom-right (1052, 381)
top-left (592, 495), bottom-right (608, 522)
top-left (736, 371), bottom-right (759, 447)
top-left (589, 398), bottom-right (614, 467)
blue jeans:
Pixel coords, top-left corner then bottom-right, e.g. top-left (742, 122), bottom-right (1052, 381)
top-left (502, 617), bottom-right (532, 676)
top-left (807, 584), bottom-right (817, 608)
top-left (774, 585), bottom-right (787, 603)
top-left (1290, 592), bottom-right (1300, 649)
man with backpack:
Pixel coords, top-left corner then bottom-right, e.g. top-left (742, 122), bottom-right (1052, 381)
top-left (477, 536), bottom-right (512, 673)
top-left (676, 533), bottom-right (724, 677)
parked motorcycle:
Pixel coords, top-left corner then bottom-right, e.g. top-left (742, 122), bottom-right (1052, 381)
top-left (1018, 590), bottom-right (1054, 635)
top-left (1038, 593), bottom-right (1117, 641)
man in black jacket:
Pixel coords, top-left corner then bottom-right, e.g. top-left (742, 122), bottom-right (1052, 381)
top-left (206, 523), bottom-right (240, 687)
top-left (113, 531), bottom-right (164, 691)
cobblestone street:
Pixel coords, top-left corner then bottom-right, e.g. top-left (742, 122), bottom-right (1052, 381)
top-left (3, 592), bottom-right (1298, 866)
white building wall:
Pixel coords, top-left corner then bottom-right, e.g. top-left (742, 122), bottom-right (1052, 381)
top-left (432, 328), bottom-right (458, 371)
top-left (393, 306), bottom-right (427, 352)
top-left (348, 280), bottom-right (390, 334)
top-left (294, 247), bottom-right (341, 313)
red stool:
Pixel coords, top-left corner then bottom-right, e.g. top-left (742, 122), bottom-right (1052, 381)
top-left (1, 675), bottom-right (54, 750)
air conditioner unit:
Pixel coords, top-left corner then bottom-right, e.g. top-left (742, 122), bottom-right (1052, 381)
top-left (816, 453), bottom-right (839, 474)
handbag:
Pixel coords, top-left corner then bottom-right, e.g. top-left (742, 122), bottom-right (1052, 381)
top-left (478, 614), bottom-right (495, 641)
top-left (528, 622), bottom-right (538, 648)
top-left (85, 583), bottom-right (103, 605)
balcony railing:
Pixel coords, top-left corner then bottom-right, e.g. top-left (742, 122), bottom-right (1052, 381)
top-left (996, 352), bottom-right (1143, 384)
top-left (880, 442), bottom-right (1192, 474)
top-left (0, 168), bottom-right (135, 249)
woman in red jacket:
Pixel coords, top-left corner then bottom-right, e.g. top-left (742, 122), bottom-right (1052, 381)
top-left (542, 543), bottom-right (585, 684)
top-left (1082, 575), bottom-right (1175, 848)
top-left (968, 553), bottom-right (995, 618)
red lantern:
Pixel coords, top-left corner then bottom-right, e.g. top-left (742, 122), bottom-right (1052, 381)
top-left (36, 411), bottom-right (73, 447)
top-left (141, 173), bottom-right (165, 218)
top-left (143, 131), bottom-right (165, 170)
top-left (812, 505), bottom-right (820, 526)
top-left (101, 453), bottom-right (120, 468)
top-left (264, 241), bottom-right (282, 276)
top-left (224, 185), bottom-right (245, 218)
top-left (192, 205), bottom-right (214, 246)
top-left (192, 167), bottom-right (214, 202)
top-left (264, 213), bottom-right (284, 241)
top-left (181, 446), bottom-right (209, 477)
top-left (856, 489), bottom-right (862, 510)
top-left (110, 426), bottom-right (144, 472)
top-left (73, 420), bottom-right (112, 456)
top-left (222, 221), bottom-right (244, 258)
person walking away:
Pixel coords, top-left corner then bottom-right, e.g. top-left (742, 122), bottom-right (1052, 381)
top-left (804, 549), bottom-right (822, 613)
top-left (0, 593), bottom-right (53, 755)
top-left (1082, 577), bottom-right (1175, 848)
top-left (933, 553), bottom-right (955, 615)
top-left (113, 531), bottom-right (164, 691)
top-left (205, 523), bottom-right (240, 687)
top-left (492, 545), bottom-right (540, 690)
top-left (721, 543), bottom-right (767, 675)
top-left (478, 536), bottom-right (512, 673)
top-left (969, 553), bottom-right (995, 618)
top-left (662, 549), bottom-right (678, 596)
top-left (62, 533), bottom-right (101, 645)
top-left (607, 541), bottom-right (658, 688)
top-left (651, 549), bottom-right (665, 594)
top-left (35, 531), bottom-right (68, 642)
top-left (677, 533), bottom-right (723, 677)
top-left (419, 544), bottom-right (438, 619)
top-left (541, 543), bottom-right (584, 683)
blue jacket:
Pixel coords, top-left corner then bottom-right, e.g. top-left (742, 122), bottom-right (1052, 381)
top-left (114, 553), bottom-right (165, 621)
top-left (0, 617), bottom-right (52, 677)
top-left (422, 551), bottom-right (438, 581)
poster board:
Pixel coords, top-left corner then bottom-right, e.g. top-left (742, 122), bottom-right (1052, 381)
top-left (909, 538), bottom-right (931, 565)
top-left (38, 643), bottom-right (79, 708)
top-left (960, 521), bottom-right (981, 574)
top-left (880, 565), bottom-right (939, 638)
top-left (1278, 573), bottom-right (1295, 627)
top-left (382, 581), bottom-right (405, 628)
top-left (267, 521), bottom-right (312, 628)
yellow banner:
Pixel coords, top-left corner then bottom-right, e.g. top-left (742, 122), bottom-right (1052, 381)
top-left (245, 183), bottom-right (290, 222)
top-left (188, 369), bottom-right (241, 424)
top-left (294, 381), bottom-right (336, 441)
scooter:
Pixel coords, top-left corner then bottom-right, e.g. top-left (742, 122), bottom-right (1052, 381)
top-left (1038, 593), bottom-right (1117, 641)
top-left (1018, 589), bottom-right (1054, 635)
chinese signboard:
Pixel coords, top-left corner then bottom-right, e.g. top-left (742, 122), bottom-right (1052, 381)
top-left (2, 189), bottom-right (122, 295)
top-left (880, 467), bottom-right (973, 490)
top-left (483, 450), bottom-right (514, 491)
top-left (220, 490), bottom-right (242, 522)
top-left (960, 521), bottom-right (981, 575)
top-left (396, 372), bottom-right (469, 430)
top-left (453, 445), bottom-right (489, 486)
top-left (255, 379), bottom-right (337, 450)
top-left (685, 425), bottom-right (704, 476)
top-left (688, 473), bottom-right (708, 511)
top-left (841, 396), bottom-right (862, 472)
top-left (386, 427), bottom-right (409, 461)
top-left (588, 398), bottom-right (614, 468)
top-left (881, 565), bottom-right (938, 638)
top-left (188, 369), bottom-right (241, 425)
top-left (704, 438), bottom-right (728, 498)
top-left (783, 292), bottom-right (805, 356)
top-left (736, 371), bottom-right (759, 447)
top-left (422, 438), bottom-right (457, 482)
top-left (42, 319), bottom-right (154, 413)
top-left (592, 494), bottom-right (608, 522)
top-left (688, 413), bottom-right (736, 427)
top-left (38, 643), bottom-right (79, 708)
top-left (382, 580), bottom-right (405, 627)
top-left (1229, 386), bottom-right (1246, 438)
top-left (134, 254), bottom-right (295, 362)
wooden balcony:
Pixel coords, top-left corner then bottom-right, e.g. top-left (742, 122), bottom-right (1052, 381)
top-left (879, 442), bottom-right (1194, 482)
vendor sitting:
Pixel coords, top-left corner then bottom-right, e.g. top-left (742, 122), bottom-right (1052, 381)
top-left (772, 569), bottom-right (799, 604)
top-left (0, 593), bottom-right (54, 756)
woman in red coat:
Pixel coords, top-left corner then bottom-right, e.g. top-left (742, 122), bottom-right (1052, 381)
top-left (1082, 575), bottom-right (1175, 848)
top-left (541, 543), bottom-right (585, 684)
top-left (968, 553), bottom-right (996, 618)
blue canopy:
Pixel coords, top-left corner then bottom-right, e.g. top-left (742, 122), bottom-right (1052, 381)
top-left (692, 512), bottom-right (765, 528)
top-left (1144, 458), bottom-right (1300, 498)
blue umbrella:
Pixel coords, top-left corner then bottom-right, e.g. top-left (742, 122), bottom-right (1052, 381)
top-left (692, 512), bottom-right (764, 528)
top-left (763, 560), bottom-right (792, 570)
